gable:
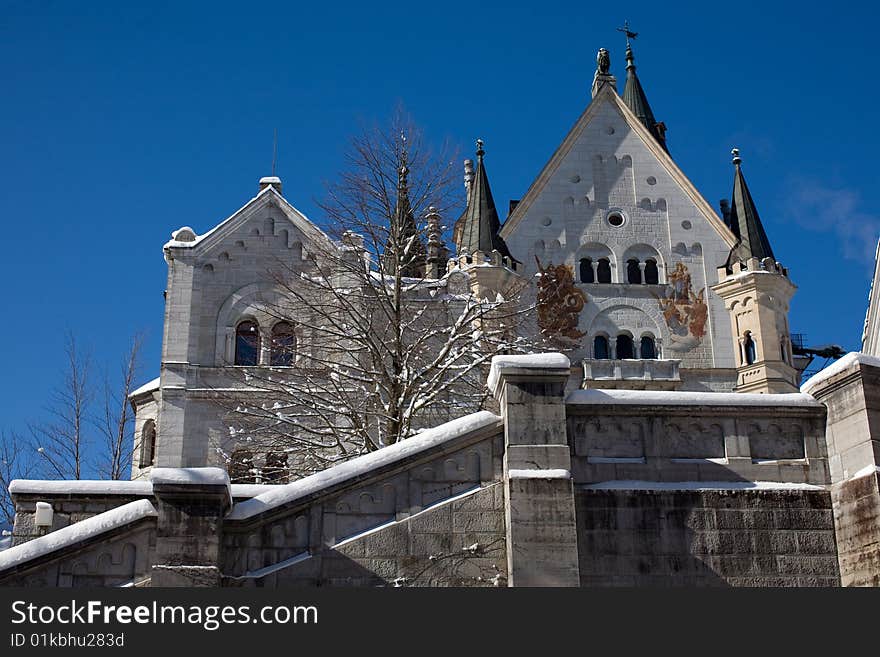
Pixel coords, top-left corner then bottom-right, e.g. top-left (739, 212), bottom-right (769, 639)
top-left (500, 84), bottom-right (736, 251)
top-left (165, 186), bottom-right (334, 259)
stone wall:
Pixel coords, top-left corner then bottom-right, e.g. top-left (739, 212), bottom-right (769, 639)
top-left (576, 488), bottom-right (840, 586)
top-left (12, 492), bottom-right (149, 547)
top-left (566, 394), bottom-right (828, 486)
top-left (0, 521), bottom-right (156, 587)
top-left (228, 484), bottom-right (506, 587)
top-left (831, 471), bottom-right (880, 586)
top-left (219, 421), bottom-right (505, 587)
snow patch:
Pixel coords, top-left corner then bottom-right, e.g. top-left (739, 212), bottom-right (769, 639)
top-left (508, 469), bottom-right (571, 479)
top-left (488, 353), bottom-right (570, 392)
top-left (227, 411), bottom-right (501, 521)
top-left (800, 352), bottom-right (880, 394)
top-left (848, 464), bottom-right (880, 481)
top-left (583, 480), bottom-right (825, 491)
top-left (568, 388), bottom-right (822, 407)
top-left (0, 500), bottom-right (157, 572)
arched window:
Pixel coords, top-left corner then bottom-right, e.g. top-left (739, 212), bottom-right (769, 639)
top-left (616, 334), bottom-right (634, 359)
top-left (270, 322), bottom-right (296, 366)
top-left (597, 258), bottom-right (612, 283)
top-left (230, 449), bottom-right (256, 484)
top-left (627, 259), bottom-right (642, 284)
top-left (644, 259), bottom-right (659, 285)
top-left (234, 320), bottom-right (260, 366)
top-left (744, 332), bottom-right (757, 365)
top-left (139, 420), bottom-right (156, 468)
top-left (640, 335), bottom-right (657, 359)
top-left (263, 452), bottom-right (289, 484)
top-left (579, 258), bottom-right (594, 283)
top-left (593, 335), bottom-right (609, 360)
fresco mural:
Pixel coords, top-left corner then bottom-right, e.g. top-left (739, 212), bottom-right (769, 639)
top-left (535, 257), bottom-right (587, 341)
top-left (655, 262), bottom-right (708, 351)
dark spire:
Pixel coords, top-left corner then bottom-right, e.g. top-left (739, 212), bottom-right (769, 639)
top-left (724, 149), bottom-right (776, 270)
top-left (454, 139), bottom-right (516, 262)
top-left (622, 42), bottom-right (668, 152)
top-left (384, 135), bottom-right (426, 277)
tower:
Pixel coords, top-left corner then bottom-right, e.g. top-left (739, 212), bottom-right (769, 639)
top-left (711, 149), bottom-right (798, 393)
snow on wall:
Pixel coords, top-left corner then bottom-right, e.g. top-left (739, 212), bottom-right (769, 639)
top-left (9, 479), bottom-right (280, 499)
top-left (800, 352), bottom-right (880, 395)
top-left (227, 410), bottom-right (502, 521)
top-left (9, 480), bottom-right (153, 496)
top-left (487, 353), bottom-right (571, 392)
top-left (0, 499), bottom-right (157, 573)
top-left (583, 480), bottom-right (825, 491)
top-left (567, 388), bottom-right (822, 408)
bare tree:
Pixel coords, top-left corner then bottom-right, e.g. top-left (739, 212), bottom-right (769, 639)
top-left (29, 332), bottom-right (93, 480)
top-left (215, 113), bottom-right (538, 481)
top-left (97, 334), bottom-right (143, 480)
top-left (0, 430), bottom-right (35, 529)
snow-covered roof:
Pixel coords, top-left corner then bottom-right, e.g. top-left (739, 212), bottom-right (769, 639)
top-left (227, 410), bottom-right (502, 521)
top-left (582, 480), bottom-right (825, 491)
top-left (9, 480), bottom-right (153, 496)
top-left (0, 499), bottom-right (157, 573)
top-left (567, 388), bottom-right (822, 408)
top-left (129, 376), bottom-right (160, 399)
top-left (800, 352), bottom-right (880, 395)
top-left (487, 353), bottom-right (571, 393)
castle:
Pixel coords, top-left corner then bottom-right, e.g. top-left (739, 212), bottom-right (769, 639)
top-left (2, 42), bottom-right (878, 587)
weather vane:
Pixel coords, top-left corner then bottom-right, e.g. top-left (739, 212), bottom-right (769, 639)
top-left (617, 20), bottom-right (638, 47)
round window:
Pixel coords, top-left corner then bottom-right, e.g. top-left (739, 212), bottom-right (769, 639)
top-left (607, 212), bottom-right (625, 227)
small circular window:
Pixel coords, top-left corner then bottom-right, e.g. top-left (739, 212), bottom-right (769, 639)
top-left (607, 212), bottom-right (625, 227)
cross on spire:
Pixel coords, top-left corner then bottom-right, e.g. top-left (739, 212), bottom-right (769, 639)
top-left (617, 20), bottom-right (638, 47)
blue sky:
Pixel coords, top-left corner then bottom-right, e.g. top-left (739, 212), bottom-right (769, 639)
top-left (1, 0), bottom-right (877, 439)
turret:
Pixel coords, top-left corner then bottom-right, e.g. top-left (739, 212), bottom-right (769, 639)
top-left (711, 149), bottom-right (798, 393)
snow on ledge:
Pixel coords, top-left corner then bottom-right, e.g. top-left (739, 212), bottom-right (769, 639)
top-left (129, 376), bottom-right (160, 399)
top-left (0, 499), bottom-right (157, 573)
top-left (150, 467), bottom-right (230, 487)
top-left (487, 353), bottom-right (571, 392)
top-left (568, 388), bottom-right (822, 408)
top-left (583, 480), bottom-right (825, 491)
top-left (508, 469), bottom-right (571, 480)
top-left (800, 352), bottom-right (880, 395)
top-left (9, 480), bottom-right (153, 496)
top-left (227, 410), bottom-right (502, 521)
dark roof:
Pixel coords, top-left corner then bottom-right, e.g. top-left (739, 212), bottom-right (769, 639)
top-left (622, 44), bottom-right (668, 153)
top-left (454, 141), bottom-right (515, 261)
top-left (724, 151), bottom-right (776, 269)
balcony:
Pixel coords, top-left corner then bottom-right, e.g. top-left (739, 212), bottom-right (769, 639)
top-left (581, 358), bottom-right (681, 390)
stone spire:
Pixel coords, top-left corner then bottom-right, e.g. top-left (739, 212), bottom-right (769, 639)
top-left (622, 42), bottom-right (668, 152)
top-left (384, 138), bottom-right (427, 277)
top-left (724, 149), bottom-right (776, 271)
top-left (453, 139), bottom-right (515, 262)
